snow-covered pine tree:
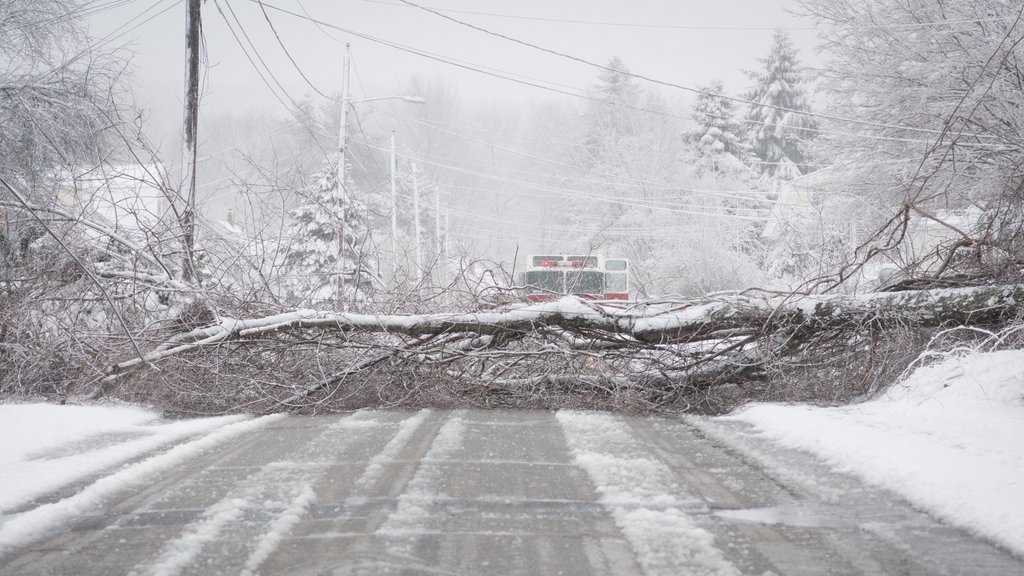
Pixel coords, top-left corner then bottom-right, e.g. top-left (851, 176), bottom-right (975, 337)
top-left (689, 81), bottom-right (747, 176)
top-left (283, 159), bottom-right (373, 305)
top-left (583, 57), bottom-right (641, 162)
top-left (744, 31), bottom-right (817, 180)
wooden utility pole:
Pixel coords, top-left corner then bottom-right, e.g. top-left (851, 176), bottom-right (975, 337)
top-left (390, 130), bottom-right (398, 285)
top-left (434, 185), bottom-right (441, 286)
top-left (181, 0), bottom-right (202, 282)
top-left (335, 43), bottom-right (351, 304)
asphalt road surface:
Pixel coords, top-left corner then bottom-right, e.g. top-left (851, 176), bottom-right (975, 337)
top-left (1, 409), bottom-right (1021, 575)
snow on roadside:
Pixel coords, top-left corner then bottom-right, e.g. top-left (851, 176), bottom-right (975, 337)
top-left (0, 403), bottom-right (243, 513)
top-left (556, 411), bottom-right (740, 576)
top-left (0, 414), bottom-right (282, 558)
top-left (0, 403), bottom-right (154, 463)
top-left (728, 349), bottom-right (1024, 556)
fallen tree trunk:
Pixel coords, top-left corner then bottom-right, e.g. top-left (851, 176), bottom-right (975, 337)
top-left (106, 283), bottom-right (1024, 380)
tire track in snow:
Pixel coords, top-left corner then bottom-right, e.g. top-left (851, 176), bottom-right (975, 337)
top-left (239, 483), bottom-right (316, 576)
top-left (354, 409), bottom-right (432, 492)
top-left (239, 409), bottom-right (431, 576)
top-left (556, 411), bottom-right (740, 576)
top-left (144, 496), bottom-right (250, 576)
top-left (0, 414), bottom-right (282, 560)
top-left (137, 410), bottom-right (431, 576)
top-left (377, 410), bottom-right (466, 536)
top-left (134, 412), bottom-right (369, 576)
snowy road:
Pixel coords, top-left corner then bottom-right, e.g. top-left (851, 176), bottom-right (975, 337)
top-left (1, 409), bottom-right (1021, 575)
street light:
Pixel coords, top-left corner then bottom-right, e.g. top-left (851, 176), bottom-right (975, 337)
top-left (335, 42), bottom-right (424, 302)
top-left (350, 95), bottom-right (426, 105)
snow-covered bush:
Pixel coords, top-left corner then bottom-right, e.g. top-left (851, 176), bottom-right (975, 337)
top-left (799, 0), bottom-right (1024, 285)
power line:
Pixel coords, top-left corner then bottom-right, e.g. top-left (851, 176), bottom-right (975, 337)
top-left (366, 141), bottom-right (774, 219)
top-left (445, 205), bottom-right (761, 235)
top-left (444, 182), bottom-right (774, 223)
top-left (357, 139), bottom-right (811, 212)
top-left (361, 0), bottom-right (816, 31)
top-left (403, 115), bottom-right (828, 191)
top-left (222, 0), bottom-right (299, 108)
top-left (250, 1), bottom-right (1013, 149)
top-left (394, 0), bottom-right (1008, 140)
top-left (363, 0), bottom-right (1014, 32)
top-left (368, 110), bottom-right (948, 196)
top-left (43, 0), bottom-right (181, 80)
top-left (214, 0), bottom-right (329, 154)
top-left (254, 0), bottom-right (332, 99)
top-left (9, 0), bottom-right (138, 29)
top-left (446, 224), bottom-right (729, 245)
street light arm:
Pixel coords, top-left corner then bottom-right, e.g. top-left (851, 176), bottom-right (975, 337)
top-left (348, 95), bottom-right (426, 105)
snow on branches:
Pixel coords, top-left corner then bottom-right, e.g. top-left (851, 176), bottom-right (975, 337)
top-left (105, 284), bottom-right (1024, 385)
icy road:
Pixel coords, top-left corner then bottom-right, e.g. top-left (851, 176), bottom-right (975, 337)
top-left (1, 409), bottom-right (1021, 575)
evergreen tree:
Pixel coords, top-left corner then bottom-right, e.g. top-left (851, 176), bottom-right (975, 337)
top-left (744, 31), bottom-right (817, 179)
top-left (689, 81), bottom-right (747, 176)
top-left (583, 57), bottom-right (641, 161)
top-left (284, 159), bottom-right (372, 304)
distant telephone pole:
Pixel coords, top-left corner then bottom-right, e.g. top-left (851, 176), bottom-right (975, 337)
top-left (390, 130), bottom-right (399, 285)
top-left (434, 185), bottom-right (442, 286)
top-left (411, 162), bottom-right (423, 284)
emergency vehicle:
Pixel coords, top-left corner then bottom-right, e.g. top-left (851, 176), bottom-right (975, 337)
top-left (519, 255), bottom-right (630, 302)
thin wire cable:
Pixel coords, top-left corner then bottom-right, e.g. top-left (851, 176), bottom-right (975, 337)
top-left (375, 112), bottom-right (928, 191)
top-left (444, 182), bottom-right (775, 222)
top-left (41, 0), bottom-right (180, 80)
top-left (445, 205), bottom-right (762, 234)
top-left (250, 0), bottom-right (1014, 149)
top-left (363, 0), bottom-right (1013, 32)
top-left (357, 139), bottom-right (810, 212)
top-left (255, 0), bottom-right (332, 98)
top-left (14, 0), bottom-right (138, 28)
top-left (214, 0), bottom-right (329, 154)
top-left (395, 0), bottom-right (1010, 140)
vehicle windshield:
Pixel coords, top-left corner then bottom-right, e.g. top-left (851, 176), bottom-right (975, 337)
top-left (525, 270), bottom-right (564, 293)
top-left (567, 270), bottom-right (604, 294)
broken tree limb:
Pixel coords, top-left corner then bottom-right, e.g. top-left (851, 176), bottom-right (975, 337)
top-left (105, 283), bottom-right (1024, 379)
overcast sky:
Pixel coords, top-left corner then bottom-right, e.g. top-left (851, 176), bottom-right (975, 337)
top-left (89, 0), bottom-right (821, 145)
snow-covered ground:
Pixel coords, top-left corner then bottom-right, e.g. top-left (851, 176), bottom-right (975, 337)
top-left (0, 403), bottom-right (243, 513)
top-left (728, 349), bottom-right (1024, 556)
top-left (0, 402), bottom-right (278, 556)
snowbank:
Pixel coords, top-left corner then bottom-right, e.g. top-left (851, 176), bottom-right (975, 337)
top-left (0, 413), bottom-right (279, 557)
top-left (0, 403), bottom-right (242, 513)
top-left (0, 403), bottom-right (154, 463)
top-left (729, 350), bottom-right (1024, 555)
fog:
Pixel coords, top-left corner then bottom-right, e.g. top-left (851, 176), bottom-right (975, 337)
top-left (92, 0), bottom-right (818, 136)
top-left (82, 0), bottom-right (826, 297)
